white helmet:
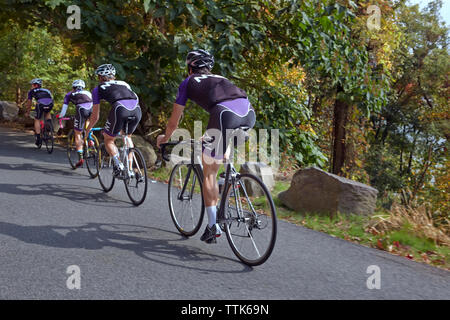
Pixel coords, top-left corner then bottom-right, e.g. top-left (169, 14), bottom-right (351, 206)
top-left (72, 79), bottom-right (85, 89)
top-left (30, 78), bottom-right (43, 86)
top-left (95, 64), bottom-right (116, 77)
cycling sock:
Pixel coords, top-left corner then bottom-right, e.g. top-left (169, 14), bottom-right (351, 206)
top-left (206, 206), bottom-right (217, 228)
top-left (112, 154), bottom-right (123, 168)
top-left (77, 150), bottom-right (83, 160)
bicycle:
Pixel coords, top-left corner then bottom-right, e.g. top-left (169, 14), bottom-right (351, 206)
top-left (59, 116), bottom-right (101, 178)
top-left (161, 127), bottom-right (277, 266)
top-left (97, 116), bottom-right (148, 206)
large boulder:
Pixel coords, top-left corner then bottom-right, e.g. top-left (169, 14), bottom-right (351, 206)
top-left (239, 162), bottom-right (275, 196)
top-left (132, 135), bottom-right (157, 167)
top-left (0, 101), bottom-right (19, 120)
top-left (278, 167), bottom-right (378, 216)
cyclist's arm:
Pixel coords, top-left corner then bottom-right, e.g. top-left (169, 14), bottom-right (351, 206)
top-left (86, 103), bottom-right (100, 133)
top-left (158, 103), bottom-right (184, 146)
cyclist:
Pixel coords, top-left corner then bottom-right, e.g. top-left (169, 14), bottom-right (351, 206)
top-left (86, 64), bottom-right (142, 178)
top-left (156, 49), bottom-right (256, 243)
top-left (25, 78), bottom-right (54, 146)
top-left (58, 79), bottom-right (94, 168)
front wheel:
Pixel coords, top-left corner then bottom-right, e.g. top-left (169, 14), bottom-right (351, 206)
top-left (168, 163), bottom-right (205, 237)
top-left (223, 173), bottom-right (277, 266)
top-left (123, 147), bottom-right (148, 206)
top-left (97, 143), bottom-right (115, 192)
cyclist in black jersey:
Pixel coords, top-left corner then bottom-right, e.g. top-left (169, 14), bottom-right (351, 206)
top-left (157, 49), bottom-right (256, 243)
top-left (58, 79), bottom-right (93, 168)
top-left (25, 78), bottom-right (54, 146)
top-left (86, 64), bottom-right (142, 177)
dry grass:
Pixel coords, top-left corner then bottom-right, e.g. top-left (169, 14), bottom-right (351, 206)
top-left (368, 203), bottom-right (450, 247)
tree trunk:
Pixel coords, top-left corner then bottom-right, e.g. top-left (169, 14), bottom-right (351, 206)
top-left (332, 92), bottom-right (350, 175)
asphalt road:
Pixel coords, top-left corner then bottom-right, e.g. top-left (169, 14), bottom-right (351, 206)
top-left (0, 126), bottom-right (449, 300)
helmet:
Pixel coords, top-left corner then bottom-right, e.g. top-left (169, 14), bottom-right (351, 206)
top-left (95, 64), bottom-right (116, 77)
top-left (30, 78), bottom-right (43, 86)
top-left (186, 49), bottom-right (214, 70)
top-left (72, 79), bottom-right (85, 89)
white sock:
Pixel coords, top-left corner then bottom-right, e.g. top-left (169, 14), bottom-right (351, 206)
top-left (206, 206), bottom-right (217, 228)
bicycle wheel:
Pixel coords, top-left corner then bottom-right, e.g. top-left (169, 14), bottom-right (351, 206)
top-left (123, 147), bottom-right (148, 206)
top-left (44, 123), bottom-right (54, 154)
top-left (223, 173), bottom-right (277, 266)
top-left (98, 143), bottom-right (115, 192)
top-left (85, 135), bottom-right (100, 178)
top-left (67, 130), bottom-right (78, 169)
top-left (168, 163), bottom-right (205, 237)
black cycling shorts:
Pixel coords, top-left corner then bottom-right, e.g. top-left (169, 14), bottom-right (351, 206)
top-left (74, 106), bottom-right (92, 132)
top-left (104, 101), bottom-right (142, 137)
top-left (34, 103), bottom-right (53, 120)
top-left (203, 103), bottom-right (256, 159)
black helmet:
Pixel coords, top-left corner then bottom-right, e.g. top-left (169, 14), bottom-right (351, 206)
top-left (186, 49), bottom-right (214, 70)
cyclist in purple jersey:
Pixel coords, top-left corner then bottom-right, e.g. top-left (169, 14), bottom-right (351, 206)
top-left (86, 64), bottom-right (142, 177)
top-left (25, 78), bottom-right (54, 146)
top-left (157, 49), bottom-right (256, 243)
top-left (58, 79), bottom-right (93, 168)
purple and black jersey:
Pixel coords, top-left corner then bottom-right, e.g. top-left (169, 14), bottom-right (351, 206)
top-left (175, 74), bottom-right (247, 113)
top-left (28, 88), bottom-right (53, 106)
top-left (63, 89), bottom-right (93, 109)
top-left (92, 80), bottom-right (138, 109)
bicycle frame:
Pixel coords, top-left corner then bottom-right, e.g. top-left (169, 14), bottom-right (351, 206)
top-left (117, 122), bottom-right (143, 179)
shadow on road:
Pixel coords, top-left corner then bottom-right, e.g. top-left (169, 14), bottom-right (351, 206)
top-left (0, 182), bottom-right (131, 208)
top-left (0, 162), bottom-right (88, 180)
top-left (0, 222), bottom-right (252, 273)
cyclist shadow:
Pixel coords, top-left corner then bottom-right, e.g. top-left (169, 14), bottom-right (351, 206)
top-left (0, 162), bottom-right (89, 180)
top-left (0, 182), bottom-right (131, 208)
top-left (0, 222), bottom-right (252, 273)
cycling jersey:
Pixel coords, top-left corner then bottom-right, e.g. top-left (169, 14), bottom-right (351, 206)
top-left (63, 89), bottom-right (93, 109)
top-left (92, 80), bottom-right (138, 105)
top-left (28, 87), bottom-right (53, 106)
top-left (175, 74), bottom-right (247, 113)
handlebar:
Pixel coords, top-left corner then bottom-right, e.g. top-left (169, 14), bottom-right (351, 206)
top-left (159, 139), bottom-right (202, 162)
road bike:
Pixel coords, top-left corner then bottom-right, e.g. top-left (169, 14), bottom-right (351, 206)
top-left (59, 116), bottom-right (101, 178)
top-left (35, 118), bottom-right (54, 154)
top-left (97, 116), bottom-right (148, 206)
top-left (161, 127), bottom-right (277, 266)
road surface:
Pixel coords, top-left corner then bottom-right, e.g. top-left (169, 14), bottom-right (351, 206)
top-left (0, 126), bottom-right (448, 300)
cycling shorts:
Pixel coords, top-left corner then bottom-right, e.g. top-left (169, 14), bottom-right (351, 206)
top-left (103, 100), bottom-right (142, 137)
top-left (74, 105), bottom-right (93, 132)
top-left (34, 102), bottom-right (54, 120)
top-left (203, 98), bottom-right (256, 160)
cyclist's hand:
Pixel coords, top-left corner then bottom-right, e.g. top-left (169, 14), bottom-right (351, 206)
top-left (156, 134), bottom-right (166, 149)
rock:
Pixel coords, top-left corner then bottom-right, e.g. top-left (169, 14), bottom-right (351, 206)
top-left (239, 162), bottom-right (275, 196)
top-left (132, 135), bottom-right (157, 167)
top-left (278, 167), bottom-right (378, 216)
top-left (0, 101), bottom-right (19, 120)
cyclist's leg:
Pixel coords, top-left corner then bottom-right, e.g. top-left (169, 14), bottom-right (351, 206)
top-left (33, 104), bottom-right (43, 144)
top-left (43, 103), bottom-right (53, 131)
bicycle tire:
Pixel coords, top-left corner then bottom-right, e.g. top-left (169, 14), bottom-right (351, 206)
top-left (98, 143), bottom-right (115, 192)
top-left (44, 124), bottom-right (54, 154)
top-left (85, 135), bottom-right (100, 178)
top-left (168, 162), bottom-right (205, 237)
top-left (123, 147), bottom-right (148, 206)
top-left (223, 173), bottom-right (277, 266)
top-left (67, 130), bottom-right (78, 169)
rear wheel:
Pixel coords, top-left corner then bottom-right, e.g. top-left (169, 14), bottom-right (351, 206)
top-left (67, 130), bottom-right (78, 169)
top-left (85, 135), bottom-right (100, 178)
top-left (44, 123), bottom-right (54, 154)
top-left (98, 143), bottom-right (115, 192)
top-left (223, 173), bottom-right (277, 266)
top-left (123, 147), bottom-right (148, 206)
